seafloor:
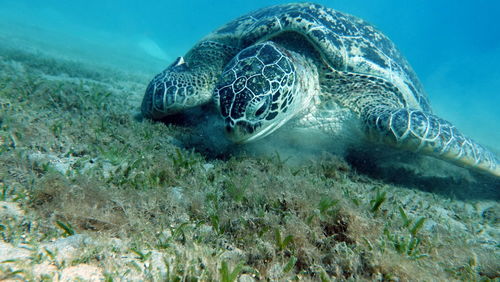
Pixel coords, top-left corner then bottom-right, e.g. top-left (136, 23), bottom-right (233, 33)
top-left (0, 39), bottom-right (499, 280)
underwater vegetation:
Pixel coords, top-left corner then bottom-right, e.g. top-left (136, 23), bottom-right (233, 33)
top-left (0, 46), bottom-right (499, 280)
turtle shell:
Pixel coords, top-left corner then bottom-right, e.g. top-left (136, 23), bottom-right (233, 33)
top-left (202, 3), bottom-right (431, 112)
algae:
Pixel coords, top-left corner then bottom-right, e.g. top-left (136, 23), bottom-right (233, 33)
top-left (0, 45), bottom-right (499, 281)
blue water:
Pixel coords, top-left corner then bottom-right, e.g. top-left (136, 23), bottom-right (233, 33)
top-left (1, 0), bottom-right (499, 150)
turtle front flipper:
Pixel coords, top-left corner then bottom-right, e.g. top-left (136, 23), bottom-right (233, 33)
top-left (363, 106), bottom-right (500, 177)
top-left (141, 41), bottom-right (238, 119)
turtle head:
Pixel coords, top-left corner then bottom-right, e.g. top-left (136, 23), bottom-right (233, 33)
top-left (214, 41), bottom-right (316, 143)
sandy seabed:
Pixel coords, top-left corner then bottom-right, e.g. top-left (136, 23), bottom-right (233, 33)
top-left (0, 33), bottom-right (499, 281)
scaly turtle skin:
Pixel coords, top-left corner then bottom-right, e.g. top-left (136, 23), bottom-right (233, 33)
top-left (141, 3), bottom-right (500, 177)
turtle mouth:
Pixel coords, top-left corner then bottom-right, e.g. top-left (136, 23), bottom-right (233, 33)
top-left (225, 120), bottom-right (261, 144)
top-left (224, 119), bottom-right (282, 144)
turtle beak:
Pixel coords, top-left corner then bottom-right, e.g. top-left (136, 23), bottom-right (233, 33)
top-left (224, 119), bottom-right (260, 144)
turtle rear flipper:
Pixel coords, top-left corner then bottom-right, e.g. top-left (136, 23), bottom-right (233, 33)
top-left (364, 106), bottom-right (500, 177)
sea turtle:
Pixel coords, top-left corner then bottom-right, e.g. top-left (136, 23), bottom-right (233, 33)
top-left (141, 2), bottom-right (499, 177)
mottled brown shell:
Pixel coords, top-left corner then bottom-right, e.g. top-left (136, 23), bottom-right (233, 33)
top-left (203, 2), bottom-right (431, 112)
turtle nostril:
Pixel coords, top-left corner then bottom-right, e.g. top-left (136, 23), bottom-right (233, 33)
top-left (225, 124), bottom-right (233, 133)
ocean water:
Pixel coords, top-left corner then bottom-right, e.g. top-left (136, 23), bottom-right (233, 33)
top-left (1, 2), bottom-right (500, 279)
top-left (1, 0), bottom-right (499, 150)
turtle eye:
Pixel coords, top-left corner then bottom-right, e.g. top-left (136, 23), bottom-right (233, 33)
top-left (246, 97), bottom-right (270, 120)
top-left (255, 103), bottom-right (267, 117)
